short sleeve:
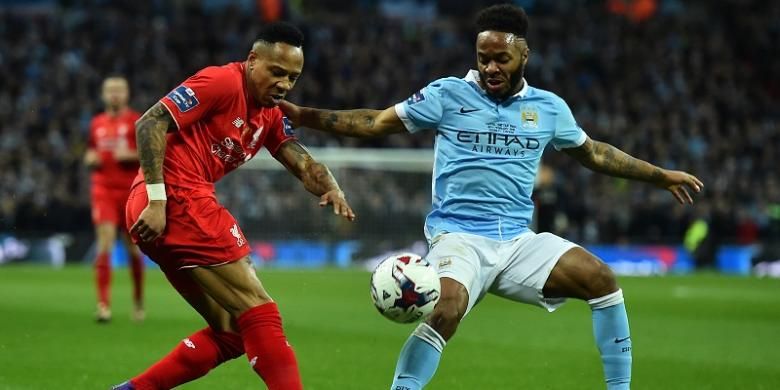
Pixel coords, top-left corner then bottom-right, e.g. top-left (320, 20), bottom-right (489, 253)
top-left (394, 81), bottom-right (445, 133)
top-left (550, 97), bottom-right (587, 150)
top-left (159, 67), bottom-right (233, 130)
top-left (264, 109), bottom-right (297, 156)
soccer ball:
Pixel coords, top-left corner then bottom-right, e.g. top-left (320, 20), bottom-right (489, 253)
top-left (370, 253), bottom-right (441, 324)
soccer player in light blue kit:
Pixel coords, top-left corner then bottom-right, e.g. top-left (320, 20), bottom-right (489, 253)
top-left (281, 4), bottom-right (703, 389)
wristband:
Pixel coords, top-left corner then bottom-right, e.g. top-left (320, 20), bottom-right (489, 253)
top-left (146, 183), bottom-right (167, 201)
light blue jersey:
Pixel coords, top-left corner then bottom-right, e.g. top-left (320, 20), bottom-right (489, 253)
top-left (395, 70), bottom-right (587, 241)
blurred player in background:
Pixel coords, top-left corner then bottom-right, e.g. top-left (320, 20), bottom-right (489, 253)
top-left (84, 76), bottom-right (145, 323)
top-left (281, 4), bottom-right (703, 389)
top-left (114, 22), bottom-right (354, 390)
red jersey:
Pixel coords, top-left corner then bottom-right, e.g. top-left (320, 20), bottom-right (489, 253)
top-left (137, 62), bottom-right (295, 191)
top-left (89, 109), bottom-right (141, 189)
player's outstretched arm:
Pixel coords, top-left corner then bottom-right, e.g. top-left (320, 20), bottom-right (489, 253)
top-left (279, 100), bottom-right (405, 138)
top-left (564, 137), bottom-right (704, 204)
top-left (130, 102), bottom-right (175, 242)
top-left (274, 140), bottom-right (356, 221)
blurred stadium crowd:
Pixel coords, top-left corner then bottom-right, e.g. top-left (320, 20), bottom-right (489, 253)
top-left (0, 0), bottom-right (778, 252)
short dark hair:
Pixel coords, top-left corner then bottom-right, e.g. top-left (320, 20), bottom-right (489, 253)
top-left (475, 4), bottom-right (529, 38)
top-left (256, 22), bottom-right (304, 47)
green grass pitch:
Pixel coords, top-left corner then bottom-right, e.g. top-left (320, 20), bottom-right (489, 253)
top-left (1, 265), bottom-right (779, 389)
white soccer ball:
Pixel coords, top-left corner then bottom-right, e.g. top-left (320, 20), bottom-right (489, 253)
top-left (370, 253), bottom-right (441, 324)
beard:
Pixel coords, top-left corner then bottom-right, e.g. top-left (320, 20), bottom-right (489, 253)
top-left (507, 67), bottom-right (524, 94)
top-left (479, 66), bottom-right (525, 99)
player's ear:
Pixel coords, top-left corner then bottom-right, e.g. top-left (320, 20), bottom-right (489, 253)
top-left (522, 47), bottom-right (530, 66)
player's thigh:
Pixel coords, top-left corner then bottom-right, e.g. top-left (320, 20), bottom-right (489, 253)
top-left (118, 230), bottom-right (143, 258)
top-left (426, 233), bottom-right (493, 317)
top-left (162, 266), bottom-right (235, 332)
top-left (489, 232), bottom-right (576, 311)
top-left (543, 246), bottom-right (618, 300)
top-left (188, 256), bottom-right (273, 318)
top-left (94, 222), bottom-right (117, 253)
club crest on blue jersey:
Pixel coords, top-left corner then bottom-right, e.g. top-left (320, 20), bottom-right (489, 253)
top-left (282, 116), bottom-right (295, 136)
top-left (167, 85), bottom-right (200, 113)
top-left (406, 90), bottom-right (426, 105)
top-left (520, 106), bottom-right (539, 129)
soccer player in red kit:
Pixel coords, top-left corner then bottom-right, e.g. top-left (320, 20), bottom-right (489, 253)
top-left (84, 76), bottom-right (145, 323)
top-left (114, 23), bottom-right (354, 390)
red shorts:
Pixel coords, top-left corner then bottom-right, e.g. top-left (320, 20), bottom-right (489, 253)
top-left (91, 186), bottom-right (131, 227)
top-left (125, 183), bottom-right (250, 271)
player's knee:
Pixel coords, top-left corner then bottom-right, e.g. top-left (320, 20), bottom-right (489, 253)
top-left (427, 300), bottom-right (464, 340)
top-left (226, 292), bottom-right (273, 318)
top-left (586, 261), bottom-right (619, 300)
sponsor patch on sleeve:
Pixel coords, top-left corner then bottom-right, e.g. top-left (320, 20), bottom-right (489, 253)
top-left (282, 116), bottom-right (295, 136)
top-left (405, 90), bottom-right (426, 105)
top-left (167, 85), bottom-right (200, 113)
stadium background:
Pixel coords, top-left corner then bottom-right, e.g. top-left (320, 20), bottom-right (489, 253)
top-left (0, 0), bottom-right (779, 389)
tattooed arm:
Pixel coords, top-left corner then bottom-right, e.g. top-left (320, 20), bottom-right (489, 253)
top-left (135, 102), bottom-right (175, 184)
top-left (130, 102), bottom-right (176, 242)
top-left (564, 137), bottom-right (704, 204)
top-left (274, 141), bottom-right (356, 221)
top-left (278, 101), bottom-right (405, 138)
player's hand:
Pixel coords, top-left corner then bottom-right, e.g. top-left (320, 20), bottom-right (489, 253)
top-left (655, 169), bottom-right (704, 204)
top-left (131, 201), bottom-right (167, 242)
top-left (84, 151), bottom-right (102, 169)
top-left (278, 100), bottom-right (301, 127)
top-left (113, 147), bottom-right (138, 162)
top-left (319, 190), bottom-right (356, 221)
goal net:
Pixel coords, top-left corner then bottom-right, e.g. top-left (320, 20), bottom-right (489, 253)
top-left (217, 148), bottom-right (433, 266)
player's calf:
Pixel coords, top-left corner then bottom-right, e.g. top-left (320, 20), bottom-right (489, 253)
top-left (390, 278), bottom-right (468, 390)
top-left (190, 258), bottom-right (302, 389)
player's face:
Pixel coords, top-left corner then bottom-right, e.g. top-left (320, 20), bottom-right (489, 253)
top-left (476, 31), bottom-right (529, 99)
top-left (101, 78), bottom-right (129, 110)
top-left (247, 42), bottom-right (304, 107)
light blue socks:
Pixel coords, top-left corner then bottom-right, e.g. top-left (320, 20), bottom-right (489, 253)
top-left (589, 289), bottom-right (632, 390)
top-left (390, 323), bottom-right (446, 390)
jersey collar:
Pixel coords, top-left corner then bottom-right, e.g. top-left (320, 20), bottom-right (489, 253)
top-left (464, 70), bottom-right (529, 99)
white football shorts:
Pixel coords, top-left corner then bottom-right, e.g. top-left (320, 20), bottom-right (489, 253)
top-left (426, 231), bottom-right (579, 315)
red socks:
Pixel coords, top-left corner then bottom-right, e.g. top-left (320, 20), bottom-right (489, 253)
top-left (128, 303), bottom-right (300, 389)
top-left (131, 328), bottom-right (243, 390)
top-left (95, 252), bottom-right (111, 306)
top-left (237, 302), bottom-right (302, 390)
top-left (129, 253), bottom-right (144, 304)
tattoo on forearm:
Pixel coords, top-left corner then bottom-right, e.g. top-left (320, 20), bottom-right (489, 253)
top-left (135, 103), bottom-right (171, 184)
top-left (311, 109), bottom-right (379, 137)
top-left (576, 140), bottom-right (663, 182)
top-left (305, 162), bottom-right (340, 196)
top-left (279, 142), bottom-right (341, 196)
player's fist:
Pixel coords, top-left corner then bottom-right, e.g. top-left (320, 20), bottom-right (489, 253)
top-left (131, 201), bottom-right (167, 242)
top-left (655, 169), bottom-right (704, 205)
top-left (84, 150), bottom-right (102, 169)
top-left (319, 190), bottom-right (356, 221)
top-left (278, 100), bottom-right (301, 127)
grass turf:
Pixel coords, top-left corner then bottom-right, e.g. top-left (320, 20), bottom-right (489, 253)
top-left (0, 265), bottom-right (779, 389)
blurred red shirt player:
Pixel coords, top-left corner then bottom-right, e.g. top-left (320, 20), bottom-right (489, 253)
top-left (115, 23), bottom-right (354, 390)
top-left (83, 76), bottom-right (145, 323)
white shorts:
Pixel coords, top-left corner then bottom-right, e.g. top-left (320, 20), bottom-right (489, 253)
top-left (426, 231), bottom-right (578, 315)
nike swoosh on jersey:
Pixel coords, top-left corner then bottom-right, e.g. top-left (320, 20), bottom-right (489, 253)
top-left (614, 336), bottom-right (631, 343)
top-left (458, 107), bottom-right (480, 114)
